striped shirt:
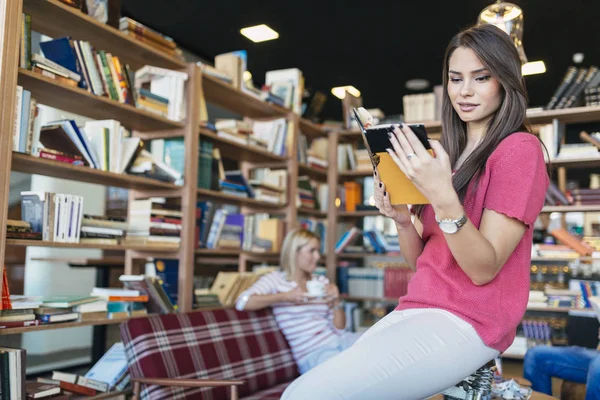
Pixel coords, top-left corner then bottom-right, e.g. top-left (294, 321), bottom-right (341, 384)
top-left (235, 271), bottom-right (342, 365)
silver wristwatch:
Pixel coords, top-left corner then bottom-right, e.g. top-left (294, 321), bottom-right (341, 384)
top-left (435, 214), bottom-right (467, 234)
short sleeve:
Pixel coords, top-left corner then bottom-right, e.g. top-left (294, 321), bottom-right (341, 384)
top-left (483, 134), bottom-right (549, 227)
top-left (235, 272), bottom-right (281, 311)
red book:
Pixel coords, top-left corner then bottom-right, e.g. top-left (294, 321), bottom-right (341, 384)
top-left (59, 381), bottom-right (97, 396)
top-left (39, 151), bottom-right (85, 166)
top-left (1, 268), bottom-right (11, 310)
top-left (0, 320), bottom-right (41, 329)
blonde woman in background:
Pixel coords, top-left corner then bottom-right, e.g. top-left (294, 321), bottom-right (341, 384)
top-left (235, 228), bottom-right (361, 373)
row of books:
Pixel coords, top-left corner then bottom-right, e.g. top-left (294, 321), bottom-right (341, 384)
top-left (335, 227), bottom-right (400, 254)
top-left (336, 264), bottom-right (413, 299)
top-left (402, 86), bottom-right (443, 123)
top-left (128, 199), bottom-right (182, 248)
top-left (214, 117), bottom-right (290, 157)
top-left (12, 86), bottom-right (40, 155)
top-left (338, 143), bottom-right (371, 172)
top-left (546, 65), bottom-right (600, 110)
top-left (297, 176), bottom-right (328, 211)
top-left (21, 12), bottom-right (187, 121)
top-left (546, 186), bottom-right (600, 206)
top-left (196, 202), bottom-right (285, 252)
top-left (298, 134), bottom-right (328, 170)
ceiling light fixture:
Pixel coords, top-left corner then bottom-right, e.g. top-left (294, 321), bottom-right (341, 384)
top-left (331, 85), bottom-right (361, 100)
top-left (522, 61), bottom-right (546, 76)
top-left (240, 24), bottom-right (279, 43)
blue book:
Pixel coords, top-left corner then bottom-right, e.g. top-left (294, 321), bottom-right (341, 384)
top-left (18, 89), bottom-right (31, 153)
top-left (155, 259), bottom-right (179, 305)
top-left (39, 37), bottom-right (87, 90)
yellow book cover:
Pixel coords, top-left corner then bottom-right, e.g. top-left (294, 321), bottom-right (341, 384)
top-left (353, 108), bottom-right (432, 205)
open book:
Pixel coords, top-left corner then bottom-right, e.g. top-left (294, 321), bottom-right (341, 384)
top-left (352, 108), bottom-right (432, 205)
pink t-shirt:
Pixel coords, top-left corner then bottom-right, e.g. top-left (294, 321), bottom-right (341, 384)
top-left (396, 132), bottom-right (549, 352)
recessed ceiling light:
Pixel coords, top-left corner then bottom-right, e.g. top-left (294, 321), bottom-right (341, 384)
top-left (331, 85), bottom-right (361, 100)
top-left (405, 79), bottom-right (430, 91)
top-left (522, 60), bottom-right (546, 76)
top-left (240, 24), bottom-right (279, 43)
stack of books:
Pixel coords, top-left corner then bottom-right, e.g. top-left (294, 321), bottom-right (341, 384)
top-left (5, 219), bottom-right (41, 241)
top-left (125, 199), bottom-right (182, 248)
top-left (119, 17), bottom-right (183, 61)
top-left (79, 214), bottom-right (127, 245)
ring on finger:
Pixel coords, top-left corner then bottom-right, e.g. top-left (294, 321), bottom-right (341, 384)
top-left (406, 153), bottom-right (416, 160)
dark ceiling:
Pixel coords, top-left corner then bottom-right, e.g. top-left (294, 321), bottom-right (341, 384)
top-left (122, 0), bottom-right (600, 122)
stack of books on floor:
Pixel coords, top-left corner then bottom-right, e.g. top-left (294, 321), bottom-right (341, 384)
top-left (35, 342), bottom-right (130, 397)
top-left (125, 199), bottom-right (182, 248)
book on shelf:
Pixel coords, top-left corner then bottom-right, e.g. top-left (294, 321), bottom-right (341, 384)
top-left (127, 199), bottom-right (182, 247)
top-left (119, 274), bottom-right (176, 314)
top-left (20, 191), bottom-right (84, 243)
top-left (25, 381), bottom-right (61, 399)
top-left (135, 65), bottom-right (188, 122)
top-left (119, 17), bottom-right (180, 55)
top-left (0, 346), bottom-right (26, 400)
top-left (545, 65), bottom-right (600, 110)
top-left (13, 85), bottom-right (41, 155)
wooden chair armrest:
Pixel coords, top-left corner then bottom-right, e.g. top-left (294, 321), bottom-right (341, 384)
top-left (131, 377), bottom-right (245, 388)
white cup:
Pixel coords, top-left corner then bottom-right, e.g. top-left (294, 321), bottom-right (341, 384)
top-left (306, 280), bottom-right (326, 297)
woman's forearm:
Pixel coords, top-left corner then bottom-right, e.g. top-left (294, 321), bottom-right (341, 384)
top-left (333, 306), bottom-right (346, 329)
top-left (242, 293), bottom-right (284, 310)
top-left (434, 199), bottom-right (498, 285)
top-left (395, 221), bottom-right (424, 271)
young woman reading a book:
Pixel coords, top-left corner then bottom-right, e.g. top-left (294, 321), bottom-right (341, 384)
top-left (282, 24), bottom-right (549, 399)
top-left (235, 228), bottom-right (361, 374)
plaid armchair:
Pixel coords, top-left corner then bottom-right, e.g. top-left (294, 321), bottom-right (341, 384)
top-left (120, 308), bottom-right (299, 400)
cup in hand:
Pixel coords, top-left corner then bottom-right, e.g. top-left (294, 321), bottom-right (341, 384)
top-left (306, 280), bottom-right (326, 297)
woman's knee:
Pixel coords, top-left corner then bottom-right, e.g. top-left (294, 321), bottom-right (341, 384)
top-left (523, 345), bottom-right (553, 377)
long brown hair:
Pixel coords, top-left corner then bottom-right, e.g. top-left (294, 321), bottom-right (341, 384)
top-left (413, 24), bottom-right (530, 218)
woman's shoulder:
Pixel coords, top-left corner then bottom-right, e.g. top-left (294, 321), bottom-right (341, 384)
top-left (489, 132), bottom-right (543, 161)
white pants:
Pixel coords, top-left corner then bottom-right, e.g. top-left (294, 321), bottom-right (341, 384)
top-left (281, 308), bottom-right (499, 400)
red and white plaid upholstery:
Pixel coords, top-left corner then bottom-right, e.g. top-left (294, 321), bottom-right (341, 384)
top-left (120, 308), bottom-right (299, 399)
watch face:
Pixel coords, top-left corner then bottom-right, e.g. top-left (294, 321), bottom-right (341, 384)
top-left (439, 221), bottom-right (458, 234)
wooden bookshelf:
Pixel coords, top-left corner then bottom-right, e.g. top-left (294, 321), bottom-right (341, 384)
top-left (339, 169), bottom-right (372, 178)
top-left (337, 253), bottom-right (403, 259)
top-left (299, 163), bottom-right (328, 180)
top-left (202, 74), bottom-right (289, 118)
top-left (18, 68), bottom-right (184, 132)
top-left (299, 118), bottom-right (326, 139)
top-left (6, 239), bottom-right (179, 252)
top-left (547, 156), bottom-right (600, 169)
top-left (298, 208), bottom-right (327, 217)
top-left (527, 104), bottom-right (600, 125)
top-left (338, 210), bottom-right (380, 218)
top-left (341, 295), bottom-right (398, 303)
top-left (22, 0), bottom-right (186, 70)
top-left (197, 188), bottom-right (286, 209)
top-left (199, 127), bottom-right (288, 163)
top-left (0, 314), bottom-right (150, 335)
top-left (12, 152), bottom-right (181, 191)
top-left (81, 389), bottom-right (133, 400)
top-left (526, 306), bottom-right (576, 313)
top-left (541, 205), bottom-right (600, 213)
top-left (195, 249), bottom-right (241, 256)
top-left (502, 354), bottom-right (525, 360)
